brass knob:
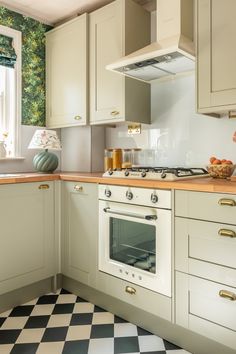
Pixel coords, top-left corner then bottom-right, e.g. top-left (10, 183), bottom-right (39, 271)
top-left (38, 184), bottom-right (49, 190)
top-left (74, 185), bottom-right (83, 192)
top-left (218, 229), bottom-right (236, 238)
top-left (74, 115), bottom-right (82, 120)
top-left (110, 111), bottom-right (120, 116)
top-left (218, 198), bottom-right (236, 207)
top-left (219, 290), bottom-right (236, 301)
top-left (125, 286), bottom-right (136, 295)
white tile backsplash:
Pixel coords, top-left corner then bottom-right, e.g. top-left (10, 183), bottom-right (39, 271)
top-left (106, 74), bottom-right (236, 167)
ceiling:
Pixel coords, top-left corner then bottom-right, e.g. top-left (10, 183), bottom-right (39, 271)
top-left (0, 0), bottom-right (155, 25)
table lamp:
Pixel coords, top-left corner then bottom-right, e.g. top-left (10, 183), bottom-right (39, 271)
top-left (28, 129), bottom-right (61, 173)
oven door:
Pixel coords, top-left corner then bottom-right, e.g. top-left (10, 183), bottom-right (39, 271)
top-left (99, 200), bottom-right (171, 296)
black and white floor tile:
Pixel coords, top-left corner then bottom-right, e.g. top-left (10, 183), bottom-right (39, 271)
top-left (0, 289), bottom-right (191, 354)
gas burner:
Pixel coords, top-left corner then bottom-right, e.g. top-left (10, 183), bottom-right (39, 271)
top-left (103, 167), bottom-right (209, 181)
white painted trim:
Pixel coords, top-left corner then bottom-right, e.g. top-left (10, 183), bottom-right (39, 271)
top-left (0, 25), bottom-right (22, 157)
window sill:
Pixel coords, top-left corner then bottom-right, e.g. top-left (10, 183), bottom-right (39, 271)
top-left (0, 157), bottom-right (25, 161)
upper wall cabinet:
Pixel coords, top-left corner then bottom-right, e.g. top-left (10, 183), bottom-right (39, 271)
top-left (89, 0), bottom-right (151, 125)
top-left (196, 0), bottom-right (236, 117)
top-left (46, 15), bottom-right (88, 128)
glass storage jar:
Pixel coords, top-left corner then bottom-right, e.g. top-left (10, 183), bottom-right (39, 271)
top-left (104, 149), bottom-right (113, 171)
top-left (112, 149), bottom-right (122, 169)
top-left (122, 149), bottom-right (132, 168)
top-left (131, 148), bottom-right (142, 166)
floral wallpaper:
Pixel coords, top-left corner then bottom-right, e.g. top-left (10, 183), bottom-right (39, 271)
top-left (0, 6), bottom-right (52, 126)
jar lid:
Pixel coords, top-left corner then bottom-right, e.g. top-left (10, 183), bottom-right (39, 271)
top-left (123, 149), bottom-right (132, 151)
top-left (132, 148), bottom-right (142, 151)
top-left (113, 148), bottom-right (122, 151)
top-left (104, 148), bottom-right (113, 152)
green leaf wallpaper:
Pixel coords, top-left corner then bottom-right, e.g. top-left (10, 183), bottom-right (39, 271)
top-left (0, 6), bottom-right (52, 126)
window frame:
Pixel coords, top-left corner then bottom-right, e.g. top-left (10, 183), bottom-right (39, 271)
top-left (0, 25), bottom-right (22, 158)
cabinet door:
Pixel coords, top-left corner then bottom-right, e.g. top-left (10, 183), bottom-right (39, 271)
top-left (176, 272), bottom-right (236, 350)
top-left (90, 1), bottom-right (124, 124)
top-left (0, 182), bottom-right (55, 295)
top-left (197, 0), bottom-right (236, 113)
top-left (46, 15), bottom-right (88, 128)
top-left (62, 182), bottom-right (98, 287)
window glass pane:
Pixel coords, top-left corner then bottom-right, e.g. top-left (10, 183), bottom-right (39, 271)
top-left (110, 217), bottom-right (156, 274)
top-left (0, 64), bottom-right (16, 157)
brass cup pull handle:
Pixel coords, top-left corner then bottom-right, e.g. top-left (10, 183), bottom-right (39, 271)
top-left (219, 290), bottom-right (236, 301)
top-left (74, 115), bottom-right (82, 120)
top-left (74, 185), bottom-right (83, 192)
top-left (38, 184), bottom-right (49, 190)
top-left (218, 198), bottom-right (236, 207)
top-left (125, 286), bottom-right (136, 295)
top-left (218, 228), bottom-right (236, 238)
top-left (110, 111), bottom-right (120, 116)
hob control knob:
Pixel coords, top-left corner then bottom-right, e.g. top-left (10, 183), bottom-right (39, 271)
top-left (151, 193), bottom-right (158, 204)
top-left (105, 189), bottom-right (111, 197)
top-left (126, 191), bottom-right (133, 200)
top-left (141, 171), bottom-right (146, 178)
top-left (124, 170), bottom-right (129, 177)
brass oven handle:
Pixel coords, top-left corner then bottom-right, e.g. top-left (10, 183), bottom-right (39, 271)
top-left (103, 207), bottom-right (157, 220)
top-left (219, 290), bottom-right (236, 301)
top-left (218, 229), bottom-right (236, 238)
top-left (110, 110), bottom-right (120, 116)
top-left (218, 198), bottom-right (236, 207)
top-left (38, 184), bottom-right (49, 190)
top-left (125, 286), bottom-right (136, 295)
top-left (74, 115), bottom-right (82, 120)
top-left (74, 185), bottom-right (83, 192)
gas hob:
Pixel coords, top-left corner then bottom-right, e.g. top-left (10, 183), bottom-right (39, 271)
top-left (103, 167), bottom-right (209, 181)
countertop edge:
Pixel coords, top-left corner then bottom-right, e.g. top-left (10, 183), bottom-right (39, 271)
top-left (0, 173), bottom-right (235, 194)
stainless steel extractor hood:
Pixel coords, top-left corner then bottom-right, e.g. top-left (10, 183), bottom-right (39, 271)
top-left (106, 0), bottom-right (195, 82)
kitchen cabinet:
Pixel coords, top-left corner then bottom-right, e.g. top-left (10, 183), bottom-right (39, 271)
top-left (175, 190), bottom-right (236, 350)
top-left (0, 182), bottom-right (55, 295)
top-left (89, 0), bottom-right (151, 125)
top-left (61, 182), bottom-right (98, 287)
top-left (46, 14), bottom-right (88, 128)
top-left (196, 0), bottom-right (236, 116)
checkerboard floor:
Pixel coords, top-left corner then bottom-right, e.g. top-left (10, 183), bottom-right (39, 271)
top-left (0, 288), bottom-right (192, 354)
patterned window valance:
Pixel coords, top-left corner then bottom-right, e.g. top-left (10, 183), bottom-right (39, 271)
top-left (0, 34), bottom-right (17, 68)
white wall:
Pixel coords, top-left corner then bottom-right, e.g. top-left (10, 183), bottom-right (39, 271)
top-left (106, 74), bottom-right (236, 167)
top-left (0, 125), bottom-right (61, 173)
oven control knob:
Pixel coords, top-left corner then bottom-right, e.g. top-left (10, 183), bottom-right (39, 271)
top-left (124, 170), bottom-right (129, 177)
top-left (141, 171), bottom-right (146, 178)
top-left (161, 172), bottom-right (166, 179)
top-left (126, 191), bottom-right (133, 200)
top-left (151, 193), bottom-right (158, 204)
top-left (108, 169), bottom-right (113, 176)
top-left (105, 189), bottom-right (112, 198)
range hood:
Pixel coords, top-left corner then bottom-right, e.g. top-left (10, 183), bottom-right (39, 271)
top-left (106, 0), bottom-right (195, 82)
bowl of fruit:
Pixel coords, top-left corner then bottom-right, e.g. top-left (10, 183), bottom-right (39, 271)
top-left (207, 157), bottom-right (235, 178)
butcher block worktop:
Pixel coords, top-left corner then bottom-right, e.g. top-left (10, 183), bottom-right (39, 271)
top-left (0, 172), bottom-right (236, 193)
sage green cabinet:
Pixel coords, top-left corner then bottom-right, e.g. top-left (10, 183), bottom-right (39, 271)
top-left (46, 14), bottom-right (88, 128)
top-left (89, 0), bottom-right (151, 125)
top-left (0, 182), bottom-right (56, 295)
top-left (196, 0), bottom-right (236, 116)
top-left (62, 182), bottom-right (98, 287)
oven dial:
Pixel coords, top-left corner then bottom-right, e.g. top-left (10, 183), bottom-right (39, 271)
top-left (126, 191), bottom-right (133, 200)
top-left (151, 193), bottom-right (158, 204)
top-left (105, 189), bottom-right (111, 197)
top-left (124, 170), bottom-right (129, 177)
top-left (141, 171), bottom-right (146, 178)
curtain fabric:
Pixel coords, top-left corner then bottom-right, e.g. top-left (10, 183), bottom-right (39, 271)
top-left (0, 34), bottom-right (17, 68)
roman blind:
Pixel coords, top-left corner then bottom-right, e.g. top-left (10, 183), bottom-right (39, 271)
top-left (0, 34), bottom-right (17, 68)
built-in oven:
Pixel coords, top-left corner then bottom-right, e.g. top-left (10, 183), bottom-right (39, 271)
top-left (99, 185), bottom-right (172, 297)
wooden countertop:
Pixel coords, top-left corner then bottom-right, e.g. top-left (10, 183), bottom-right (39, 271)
top-left (0, 172), bottom-right (236, 193)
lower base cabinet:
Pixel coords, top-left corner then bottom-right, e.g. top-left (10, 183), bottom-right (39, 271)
top-left (176, 271), bottom-right (236, 351)
top-left (0, 182), bottom-right (55, 295)
top-left (62, 182), bottom-right (98, 287)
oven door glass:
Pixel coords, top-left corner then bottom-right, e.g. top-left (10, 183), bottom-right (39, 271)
top-left (110, 217), bottom-right (156, 274)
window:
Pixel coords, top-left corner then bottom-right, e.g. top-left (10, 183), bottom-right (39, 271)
top-left (0, 25), bottom-right (21, 158)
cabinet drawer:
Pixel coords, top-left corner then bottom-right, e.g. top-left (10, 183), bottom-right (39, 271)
top-left (176, 272), bottom-right (236, 350)
top-left (175, 190), bottom-right (236, 224)
top-left (96, 271), bottom-right (171, 321)
top-left (175, 217), bottom-right (236, 273)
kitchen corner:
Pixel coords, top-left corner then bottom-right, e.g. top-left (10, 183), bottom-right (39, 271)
top-left (0, 1), bottom-right (236, 354)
